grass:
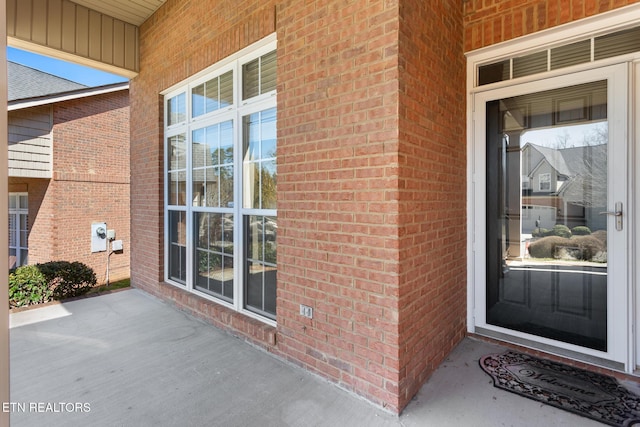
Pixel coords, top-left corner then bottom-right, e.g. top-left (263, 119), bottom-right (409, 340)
top-left (86, 278), bottom-right (131, 295)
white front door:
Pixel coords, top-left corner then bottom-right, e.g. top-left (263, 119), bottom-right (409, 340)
top-left (471, 64), bottom-right (629, 368)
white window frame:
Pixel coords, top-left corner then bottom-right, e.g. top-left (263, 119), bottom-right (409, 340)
top-left (162, 35), bottom-right (277, 326)
top-left (538, 173), bottom-right (551, 192)
top-left (9, 193), bottom-right (28, 268)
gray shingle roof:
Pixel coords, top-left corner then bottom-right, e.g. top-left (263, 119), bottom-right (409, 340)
top-left (7, 61), bottom-right (88, 102)
top-left (527, 143), bottom-right (572, 177)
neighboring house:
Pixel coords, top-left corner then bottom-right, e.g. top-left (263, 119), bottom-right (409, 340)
top-left (522, 142), bottom-right (607, 233)
top-left (4, 0), bottom-right (640, 417)
top-left (7, 61), bottom-right (130, 284)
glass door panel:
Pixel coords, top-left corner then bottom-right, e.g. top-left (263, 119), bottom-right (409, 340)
top-left (475, 64), bottom-right (628, 363)
top-left (486, 81), bottom-right (609, 350)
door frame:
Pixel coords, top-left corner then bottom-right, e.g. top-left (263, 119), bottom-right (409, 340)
top-left (465, 6), bottom-right (640, 373)
top-left (470, 64), bottom-right (629, 367)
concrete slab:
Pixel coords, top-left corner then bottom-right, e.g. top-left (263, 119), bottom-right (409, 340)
top-left (8, 289), bottom-right (610, 426)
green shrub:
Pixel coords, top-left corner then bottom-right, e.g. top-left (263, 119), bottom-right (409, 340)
top-left (571, 226), bottom-right (592, 236)
top-left (532, 228), bottom-right (549, 238)
top-left (9, 265), bottom-right (52, 308)
top-left (39, 261), bottom-right (97, 300)
top-left (551, 224), bottom-right (572, 238)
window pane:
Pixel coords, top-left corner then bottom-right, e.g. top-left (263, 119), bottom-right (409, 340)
top-left (244, 163), bottom-right (260, 209)
top-left (169, 134), bottom-right (186, 170)
top-left (262, 160), bottom-right (277, 210)
top-left (220, 165), bottom-right (234, 208)
top-left (261, 51), bottom-right (277, 93)
top-left (193, 71), bottom-right (234, 118)
top-left (242, 58), bottom-right (260, 100)
top-left (261, 108), bottom-right (277, 158)
top-left (220, 121), bottom-right (234, 164)
top-left (219, 71), bottom-right (234, 108)
top-left (192, 84), bottom-right (205, 118)
top-left (194, 212), bottom-right (234, 301)
top-left (192, 128), bottom-right (206, 168)
top-left (479, 60), bottom-right (510, 86)
top-left (8, 214), bottom-right (16, 246)
top-left (168, 210), bottom-right (187, 284)
top-left (244, 113), bottom-right (260, 161)
top-left (205, 79), bottom-right (219, 113)
top-left (550, 40), bottom-right (591, 71)
top-left (167, 93), bottom-right (186, 125)
top-left (513, 51), bottom-right (547, 79)
top-left (193, 122), bottom-right (234, 208)
top-left (243, 109), bottom-right (277, 209)
top-left (168, 171), bottom-right (185, 205)
top-left (245, 215), bottom-right (277, 318)
top-left (9, 195), bottom-right (16, 209)
top-left (595, 26), bottom-right (640, 61)
top-left (242, 51), bottom-right (277, 100)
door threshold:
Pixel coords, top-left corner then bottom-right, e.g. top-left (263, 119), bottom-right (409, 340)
top-left (474, 327), bottom-right (625, 372)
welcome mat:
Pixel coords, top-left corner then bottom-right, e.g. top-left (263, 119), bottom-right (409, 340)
top-left (479, 351), bottom-right (640, 426)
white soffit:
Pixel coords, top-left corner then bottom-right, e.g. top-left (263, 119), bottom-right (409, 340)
top-left (72, 0), bottom-right (167, 26)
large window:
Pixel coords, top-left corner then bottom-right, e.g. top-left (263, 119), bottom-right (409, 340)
top-left (9, 193), bottom-right (28, 269)
top-left (164, 37), bottom-right (277, 322)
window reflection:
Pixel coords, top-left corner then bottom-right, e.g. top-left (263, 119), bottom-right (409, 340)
top-left (245, 216), bottom-right (277, 318)
top-left (192, 121), bottom-right (234, 208)
top-left (243, 108), bottom-right (277, 210)
top-left (168, 134), bottom-right (186, 206)
top-left (192, 70), bottom-right (234, 118)
top-left (169, 210), bottom-right (187, 284)
top-left (194, 212), bottom-right (234, 300)
top-left (486, 80), bottom-right (608, 350)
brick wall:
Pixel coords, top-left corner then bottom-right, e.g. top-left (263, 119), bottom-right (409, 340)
top-left (133, 0), bottom-right (469, 413)
top-left (277, 0), bottom-right (403, 411)
top-left (10, 89), bottom-right (131, 284)
top-left (131, 0), bottom-right (640, 414)
top-left (397, 0), bottom-right (467, 409)
top-left (464, 0), bottom-right (640, 51)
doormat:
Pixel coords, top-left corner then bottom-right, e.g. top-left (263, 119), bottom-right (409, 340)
top-left (479, 351), bottom-right (640, 426)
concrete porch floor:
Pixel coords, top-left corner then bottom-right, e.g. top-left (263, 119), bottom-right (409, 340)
top-left (8, 289), bottom-right (614, 426)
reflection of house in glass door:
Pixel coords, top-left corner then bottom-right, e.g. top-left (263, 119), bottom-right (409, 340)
top-left (483, 79), bottom-right (614, 351)
top-left (521, 140), bottom-right (608, 236)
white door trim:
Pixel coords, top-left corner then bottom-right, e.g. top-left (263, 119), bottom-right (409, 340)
top-left (469, 64), bottom-right (630, 369)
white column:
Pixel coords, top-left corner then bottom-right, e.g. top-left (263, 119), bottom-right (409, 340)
top-left (1, 0), bottom-right (10, 423)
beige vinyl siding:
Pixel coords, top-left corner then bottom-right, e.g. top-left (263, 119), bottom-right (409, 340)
top-left (8, 106), bottom-right (53, 178)
top-left (7, 0), bottom-right (139, 77)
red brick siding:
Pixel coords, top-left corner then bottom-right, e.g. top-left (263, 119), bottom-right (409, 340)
top-left (277, 0), bottom-right (402, 411)
top-left (464, 0), bottom-right (640, 51)
top-left (133, 0), bottom-right (640, 415)
top-left (9, 90), bottom-right (130, 284)
top-left (396, 0), bottom-right (467, 410)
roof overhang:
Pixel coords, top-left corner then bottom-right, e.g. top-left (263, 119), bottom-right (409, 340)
top-left (7, 0), bottom-right (167, 78)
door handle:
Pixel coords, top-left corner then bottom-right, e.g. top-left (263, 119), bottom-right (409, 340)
top-left (599, 201), bottom-right (623, 231)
